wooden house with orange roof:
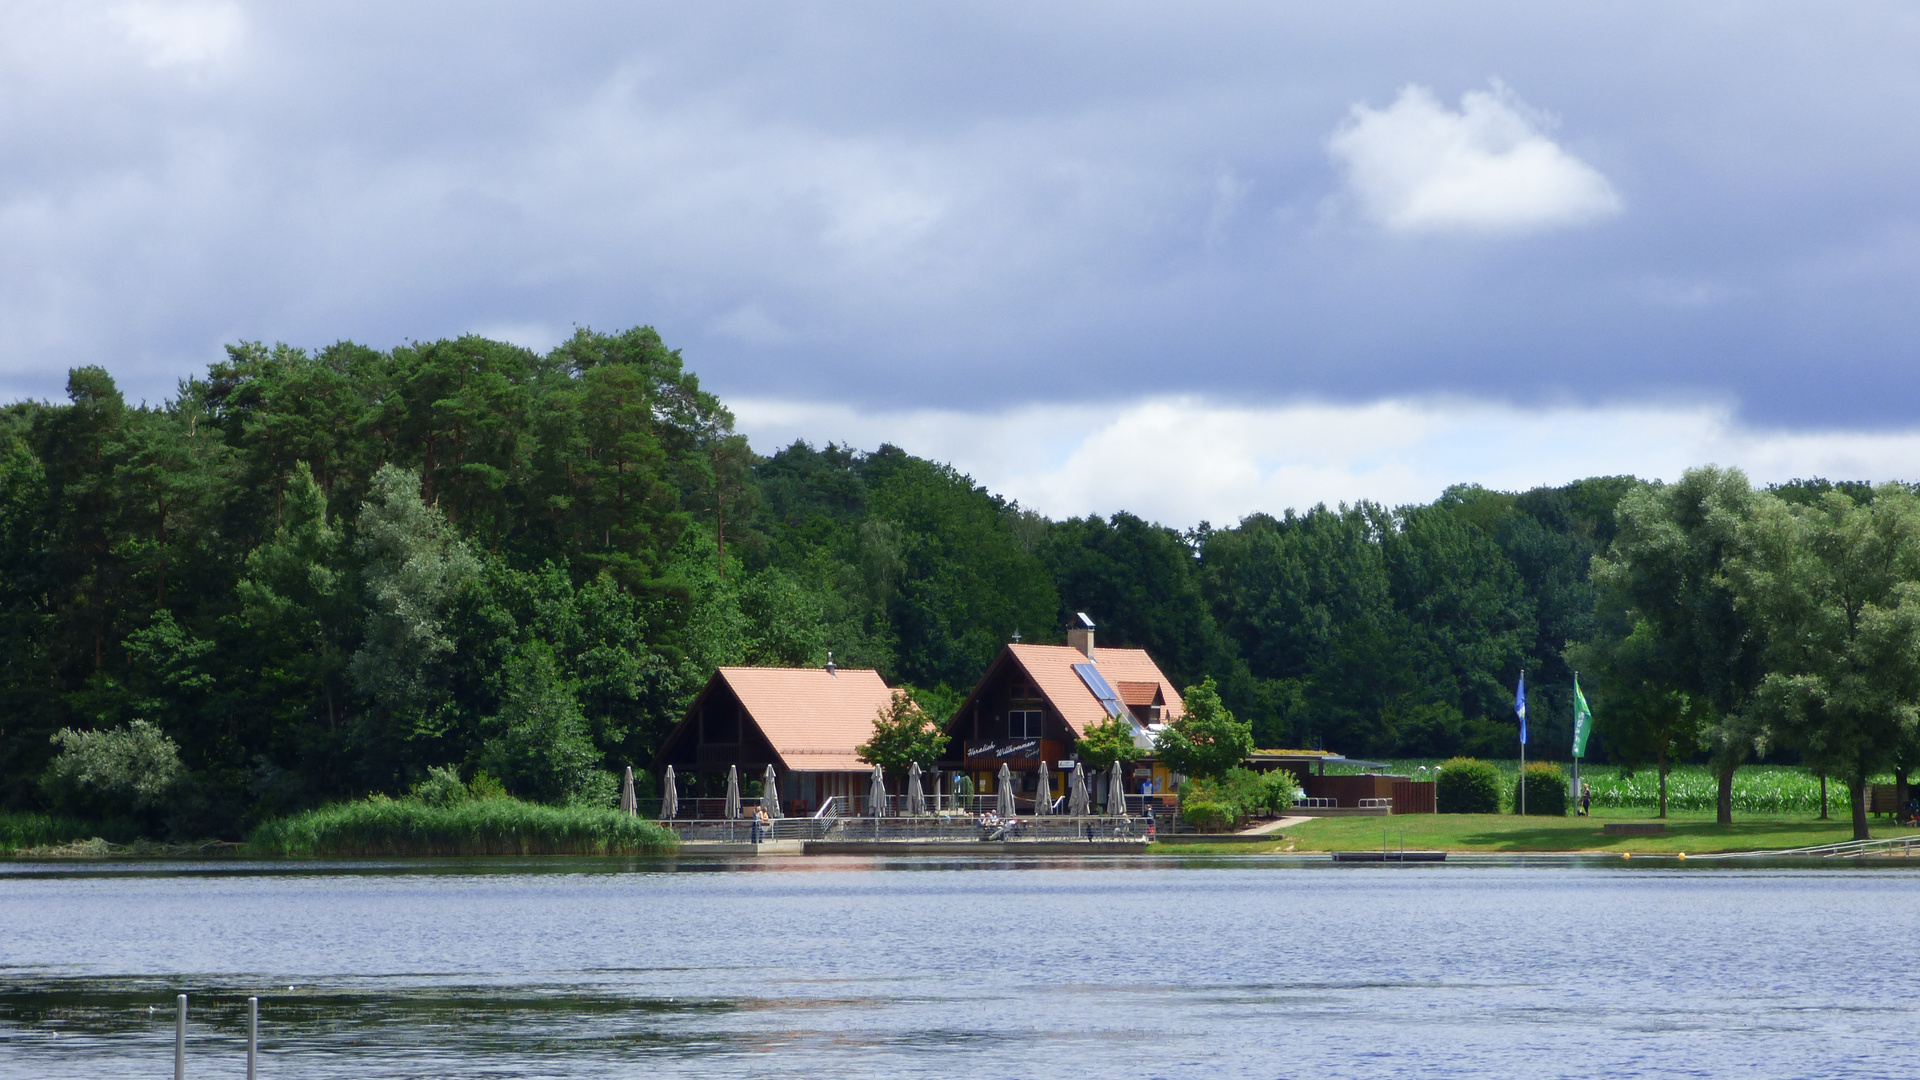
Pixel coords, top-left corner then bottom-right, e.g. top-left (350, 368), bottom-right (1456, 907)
top-left (939, 614), bottom-right (1186, 808)
top-left (650, 661), bottom-right (901, 816)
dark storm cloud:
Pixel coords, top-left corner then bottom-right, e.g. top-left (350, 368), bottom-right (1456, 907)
top-left (3, 2), bottom-right (1919, 427)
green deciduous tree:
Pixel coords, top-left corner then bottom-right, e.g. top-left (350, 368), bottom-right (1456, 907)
top-left (39, 719), bottom-right (184, 827)
top-left (478, 641), bottom-right (604, 805)
top-left (1074, 715), bottom-right (1144, 772)
top-left (349, 464), bottom-right (480, 778)
top-left (1567, 619), bottom-right (1702, 818)
top-left (1153, 677), bottom-right (1253, 780)
top-left (1730, 487), bottom-right (1920, 839)
top-left (856, 690), bottom-right (946, 776)
top-left (1590, 467), bottom-right (1764, 823)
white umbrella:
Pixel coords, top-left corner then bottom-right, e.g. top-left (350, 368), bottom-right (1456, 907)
top-left (761, 764), bottom-right (782, 819)
top-left (996, 763), bottom-right (1017, 819)
top-left (725, 765), bottom-right (741, 819)
top-left (1069, 763), bottom-right (1090, 816)
top-left (906, 762), bottom-right (927, 816)
top-left (868, 763), bottom-right (888, 817)
top-left (1108, 761), bottom-right (1128, 816)
top-left (660, 766), bottom-right (678, 820)
top-left (1034, 760), bottom-right (1052, 816)
top-left (620, 766), bottom-right (637, 816)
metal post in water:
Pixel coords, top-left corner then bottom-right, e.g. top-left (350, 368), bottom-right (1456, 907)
top-left (175, 993), bottom-right (186, 1080)
top-left (247, 996), bottom-right (258, 1080)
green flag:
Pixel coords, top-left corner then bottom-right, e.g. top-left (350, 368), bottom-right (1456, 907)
top-left (1572, 674), bottom-right (1593, 758)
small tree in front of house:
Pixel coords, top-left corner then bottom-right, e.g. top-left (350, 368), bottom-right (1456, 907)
top-left (857, 690), bottom-right (947, 776)
top-left (1153, 677), bottom-right (1253, 781)
top-left (1076, 715), bottom-right (1143, 773)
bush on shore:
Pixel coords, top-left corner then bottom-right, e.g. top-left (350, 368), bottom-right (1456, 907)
top-left (1178, 768), bottom-right (1296, 830)
top-left (1437, 757), bottom-right (1502, 814)
top-left (1514, 762), bottom-right (1568, 816)
top-left (247, 795), bottom-right (676, 856)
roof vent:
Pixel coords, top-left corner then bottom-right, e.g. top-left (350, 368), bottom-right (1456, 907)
top-left (824, 651), bottom-right (836, 676)
top-left (1068, 613), bottom-right (1095, 658)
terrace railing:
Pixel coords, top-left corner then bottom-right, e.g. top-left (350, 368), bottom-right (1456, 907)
top-left (821, 815), bottom-right (1151, 842)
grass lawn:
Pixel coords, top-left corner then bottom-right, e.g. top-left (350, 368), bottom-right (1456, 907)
top-left (1158, 807), bottom-right (1920, 855)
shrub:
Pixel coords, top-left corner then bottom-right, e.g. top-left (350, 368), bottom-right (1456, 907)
top-left (468, 771), bottom-right (507, 800)
top-left (1260, 770), bottom-right (1298, 814)
top-left (568, 769), bottom-right (619, 809)
top-left (1437, 757), bottom-right (1501, 814)
top-left (1179, 800), bottom-right (1236, 832)
top-left (38, 720), bottom-right (184, 824)
top-left (1514, 762), bottom-right (1568, 816)
top-left (409, 765), bottom-right (471, 808)
top-left (1176, 768), bottom-right (1295, 830)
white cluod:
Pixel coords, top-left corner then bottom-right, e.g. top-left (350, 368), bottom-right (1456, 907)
top-left (1328, 83), bottom-right (1621, 234)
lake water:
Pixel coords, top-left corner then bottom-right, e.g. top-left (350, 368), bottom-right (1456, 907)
top-left (3, 855), bottom-right (1918, 1079)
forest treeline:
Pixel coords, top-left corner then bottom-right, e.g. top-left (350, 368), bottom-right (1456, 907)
top-left (0, 327), bottom-right (1907, 837)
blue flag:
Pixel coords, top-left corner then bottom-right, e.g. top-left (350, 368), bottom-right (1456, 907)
top-left (1514, 672), bottom-right (1528, 746)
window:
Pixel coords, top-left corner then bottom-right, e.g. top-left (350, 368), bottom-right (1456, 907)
top-left (1008, 710), bottom-right (1044, 738)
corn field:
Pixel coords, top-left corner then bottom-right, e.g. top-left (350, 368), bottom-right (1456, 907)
top-left (1364, 760), bottom-right (1889, 814)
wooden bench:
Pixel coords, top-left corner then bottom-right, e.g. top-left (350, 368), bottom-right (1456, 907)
top-left (1603, 822), bottom-right (1666, 836)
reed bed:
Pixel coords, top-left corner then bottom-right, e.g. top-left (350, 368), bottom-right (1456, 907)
top-left (0, 811), bottom-right (95, 854)
top-left (247, 796), bottom-right (678, 857)
top-left (1360, 760), bottom-right (1881, 815)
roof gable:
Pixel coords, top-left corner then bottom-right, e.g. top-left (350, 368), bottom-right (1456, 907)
top-left (654, 666), bottom-right (897, 773)
top-left (995, 643), bottom-right (1184, 739)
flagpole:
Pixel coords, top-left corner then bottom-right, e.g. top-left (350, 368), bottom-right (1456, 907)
top-left (1571, 671), bottom-right (1582, 814)
top-left (1517, 670), bottom-right (1526, 818)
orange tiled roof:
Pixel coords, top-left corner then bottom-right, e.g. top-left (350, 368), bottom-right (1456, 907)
top-left (1117, 681), bottom-right (1161, 707)
top-left (718, 667), bottom-right (898, 773)
top-left (1002, 644), bottom-right (1184, 738)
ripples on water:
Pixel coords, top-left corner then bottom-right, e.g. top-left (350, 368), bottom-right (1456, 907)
top-left (3, 856), bottom-right (1918, 1078)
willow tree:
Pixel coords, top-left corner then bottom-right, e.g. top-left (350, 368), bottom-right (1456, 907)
top-left (1731, 487), bottom-right (1920, 840)
top-left (1590, 467), bottom-right (1764, 824)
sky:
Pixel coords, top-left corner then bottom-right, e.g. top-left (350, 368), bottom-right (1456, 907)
top-left (5, 2), bottom-right (1920, 525)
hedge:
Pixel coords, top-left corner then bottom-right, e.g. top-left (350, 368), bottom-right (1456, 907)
top-left (1514, 762), bottom-right (1568, 816)
top-left (1437, 757), bottom-right (1501, 814)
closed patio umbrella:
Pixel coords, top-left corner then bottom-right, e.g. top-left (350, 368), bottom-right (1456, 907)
top-left (660, 765), bottom-right (678, 820)
top-left (996, 763), bottom-right (1017, 819)
top-left (620, 766), bottom-right (637, 816)
top-left (1069, 763), bottom-right (1089, 817)
top-left (761, 764), bottom-right (782, 819)
top-left (906, 762), bottom-right (927, 816)
top-left (869, 763), bottom-right (888, 817)
top-left (1034, 761), bottom-right (1052, 816)
top-left (1108, 761), bottom-right (1127, 816)
top-left (725, 764), bottom-right (741, 819)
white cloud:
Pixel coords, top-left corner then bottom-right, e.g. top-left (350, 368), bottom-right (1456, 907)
top-left (1328, 83), bottom-right (1621, 234)
top-left (110, 1), bottom-right (244, 70)
top-left (732, 395), bottom-right (1920, 527)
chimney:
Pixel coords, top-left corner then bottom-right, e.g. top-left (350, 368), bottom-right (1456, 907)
top-left (824, 651), bottom-right (836, 676)
top-left (1067, 612), bottom-right (1095, 658)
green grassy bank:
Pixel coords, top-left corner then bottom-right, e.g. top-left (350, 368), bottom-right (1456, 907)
top-left (246, 797), bottom-right (678, 857)
top-left (1157, 807), bottom-right (1920, 855)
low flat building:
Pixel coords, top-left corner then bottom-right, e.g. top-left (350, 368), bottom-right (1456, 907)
top-left (651, 664), bottom-right (899, 816)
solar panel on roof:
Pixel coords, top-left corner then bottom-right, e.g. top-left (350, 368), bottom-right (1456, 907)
top-left (1073, 663), bottom-right (1124, 719)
